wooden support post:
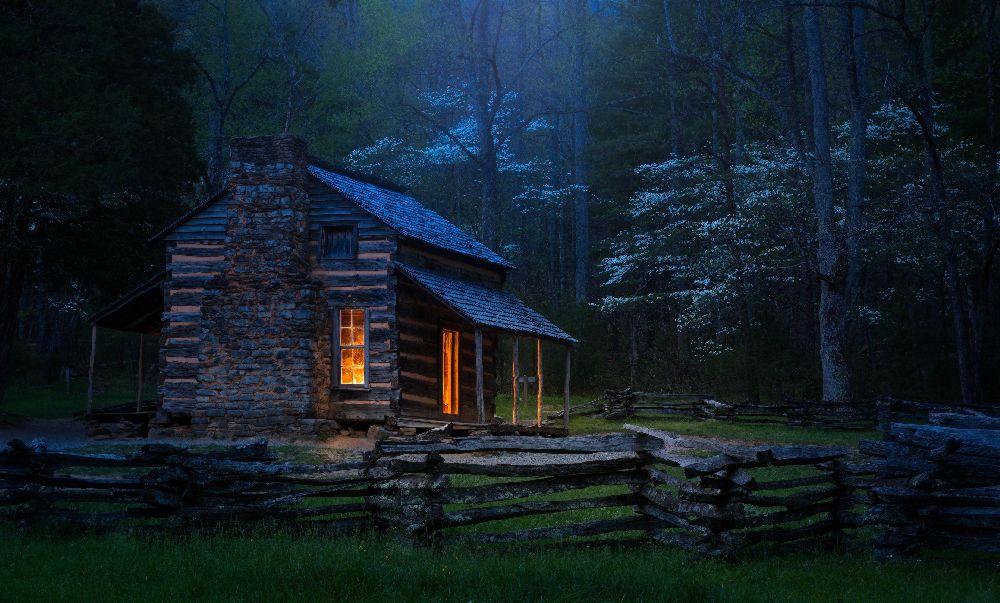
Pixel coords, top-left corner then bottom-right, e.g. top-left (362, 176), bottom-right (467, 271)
top-left (536, 338), bottom-right (543, 428)
top-left (87, 325), bottom-right (97, 414)
top-left (563, 347), bottom-right (571, 431)
top-left (511, 337), bottom-right (519, 424)
top-left (475, 329), bottom-right (484, 424)
top-left (136, 334), bottom-right (144, 412)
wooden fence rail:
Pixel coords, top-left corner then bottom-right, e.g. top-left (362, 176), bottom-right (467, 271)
top-left (6, 423), bottom-right (1000, 559)
top-left (860, 420), bottom-right (1000, 558)
top-left (1, 430), bottom-right (867, 557)
top-left (551, 389), bottom-right (998, 433)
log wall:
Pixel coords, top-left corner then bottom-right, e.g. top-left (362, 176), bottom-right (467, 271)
top-left (307, 179), bottom-right (400, 423)
top-left (396, 278), bottom-right (498, 423)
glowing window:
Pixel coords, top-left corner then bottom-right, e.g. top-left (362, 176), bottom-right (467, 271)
top-left (441, 329), bottom-right (459, 415)
top-left (338, 308), bottom-right (366, 386)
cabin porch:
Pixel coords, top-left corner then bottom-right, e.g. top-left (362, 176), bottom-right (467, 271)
top-left (85, 272), bottom-right (165, 437)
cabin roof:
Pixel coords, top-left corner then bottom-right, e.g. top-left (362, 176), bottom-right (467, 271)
top-left (150, 163), bottom-right (516, 272)
top-left (395, 263), bottom-right (576, 344)
top-left (307, 165), bottom-right (515, 270)
top-left (88, 271), bottom-right (166, 334)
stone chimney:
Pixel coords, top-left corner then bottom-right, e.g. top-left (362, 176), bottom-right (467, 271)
top-left (226, 135), bottom-right (310, 286)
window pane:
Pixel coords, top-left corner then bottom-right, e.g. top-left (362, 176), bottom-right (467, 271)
top-left (340, 348), bottom-right (365, 385)
top-left (337, 308), bottom-right (366, 386)
top-left (322, 226), bottom-right (354, 259)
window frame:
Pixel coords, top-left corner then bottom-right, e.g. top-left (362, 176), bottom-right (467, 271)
top-left (332, 307), bottom-right (369, 390)
top-left (439, 326), bottom-right (461, 415)
top-left (320, 223), bottom-right (358, 261)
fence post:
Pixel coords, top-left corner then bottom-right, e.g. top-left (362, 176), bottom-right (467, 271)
top-left (875, 398), bottom-right (895, 433)
top-left (827, 459), bottom-right (847, 547)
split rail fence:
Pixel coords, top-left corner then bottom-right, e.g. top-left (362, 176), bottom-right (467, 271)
top-left (860, 413), bottom-right (1000, 558)
top-left (555, 389), bottom-right (996, 432)
top-left (3, 421), bottom-right (998, 559)
top-left (1, 428), bottom-right (871, 557)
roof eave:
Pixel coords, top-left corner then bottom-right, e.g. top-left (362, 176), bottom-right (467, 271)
top-left (394, 264), bottom-right (575, 344)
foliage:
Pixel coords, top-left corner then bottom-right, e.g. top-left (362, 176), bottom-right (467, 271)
top-left (0, 0), bottom-right (202, 402)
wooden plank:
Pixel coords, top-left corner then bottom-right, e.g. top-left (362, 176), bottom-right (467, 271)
top-left (378, 433), bottom-right (644, 455)
top-left (512, 337), bottom-right (519, 424)
top-left (563, 347), bottom-right (571, 431)
top-left (436, 471), bottom-right (647, 504)
top-left (475, 329), bottom-right (484, 423)
top-left (385, 453), bottom-right (642, 477)
top-left (536, 338), bottom-right (543, 428)
top-left (438, 494), bottom-right (637, 529)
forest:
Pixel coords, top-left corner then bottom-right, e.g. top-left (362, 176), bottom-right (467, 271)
top-left (1, 0), bottom-right (998, 409)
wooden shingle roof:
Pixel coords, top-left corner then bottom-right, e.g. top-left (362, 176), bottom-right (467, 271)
top-left (396, 263), bottom-right (576, 344)
top-left (308, 165), bottom-right (514, 270)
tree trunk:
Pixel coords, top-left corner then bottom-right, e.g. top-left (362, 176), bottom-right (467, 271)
top-left (473, 0), bottom-right (499, 249)
top-left (844, 5), bottom-right (867, 310)
top-left (905, 15), bottom-right (982, 405)
top-left (803, 5), bottom-right (851, 403)
top-left (571, 0), bottom-right (590, 303)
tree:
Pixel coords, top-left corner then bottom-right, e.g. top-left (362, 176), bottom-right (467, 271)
top-left (803, 4), bottom-right (851, 402)
top-left (0, 0), bottom-right (201, 405)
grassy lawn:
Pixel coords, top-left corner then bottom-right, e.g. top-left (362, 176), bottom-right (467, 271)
top-left (494, 393), bottom-right (879, 447)
top-left (2, 388), bottom-right (997, 600)
top-left (1, 527), bottom-right (997, 603)
top-left (2, 378), bottom-right (157, 420)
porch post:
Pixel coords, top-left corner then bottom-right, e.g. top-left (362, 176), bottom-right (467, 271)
top-left (136, 334), bottom-right (144, 412)
top-left (87, 325), bottom-right (97, 414)
top-left (536, 338), bottom-right (543, 428)
top-left (475, 329), bottom-right (484, 423)
top-left (563, 346), bottom-right (571, 431)
top-left (511, 336), bottom-right (519, 424)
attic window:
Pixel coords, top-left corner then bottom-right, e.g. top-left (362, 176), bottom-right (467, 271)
top-left (322, 225), bottom-right (356, 259)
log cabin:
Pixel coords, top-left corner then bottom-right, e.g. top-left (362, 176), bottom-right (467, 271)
top-left (87, 135), bottom-right (575, 438)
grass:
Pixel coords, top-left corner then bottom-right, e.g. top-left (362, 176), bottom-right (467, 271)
top-left (494, 393), bottom-right (879, 447)
top-left (1, 527), bottom-right (998, 602)
top-left (2, 378), bottom-right (156, 420)
top-left (4, 384), bottom-right (993, 600)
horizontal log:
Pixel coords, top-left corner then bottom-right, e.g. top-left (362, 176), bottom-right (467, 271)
top-left (724, 501), bottom-right (837, 529)
top-left (435, 470), bottom-right (647, 505)
top-left (638, 504), bottom-right (712, 535)
top-left (751, 474), bottom-right (834, 491)
top-left (888, 424), bottom-right (1000, 459)
top-left (437, 494), bottom-right (637, 529)
top-left (639, 484), bottom-right (731, 521)
top-left (385, 453), bottom-right (643, 477)
top-left (645, 466), bottom-right (724, 502)
top-left (871, 485), bottom-right (1000, 506)
top-left (929, 412), bottom-right (1000, 429)
top-left (378, 433), bottom-right (649, 455)
top-left (0, 468), bottom-right (145, 490)
top-left (744, 487), bottom-right (839, 509)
